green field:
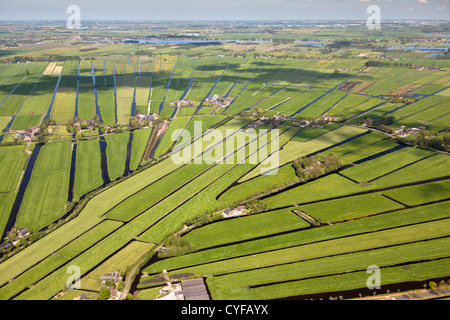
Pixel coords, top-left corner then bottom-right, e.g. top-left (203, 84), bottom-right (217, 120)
top-left (183, 208), bottom-right (310, 250)
top-left (16, 141), bottom-right (72, 231)
top-left (104, 132), bottom-right (129, 181)
top-left (73, 139), bottom-right (103, 201)
top-left (0, 144), bottom-right (30, 193)
top-left (0, 42), bottom-right (449, 301)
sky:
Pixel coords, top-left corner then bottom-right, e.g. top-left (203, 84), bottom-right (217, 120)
top-left (0, 0), bottom-right (449, 21)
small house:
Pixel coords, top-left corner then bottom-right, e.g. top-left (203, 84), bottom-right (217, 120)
top-left (100, 272), bottom-right (120, 284)
top-left (16, 228), bottom-right (30, 238)
top-left (24, 132), bottom-right (33, 141)
top-left (1, 241), bottom-right (13, 250)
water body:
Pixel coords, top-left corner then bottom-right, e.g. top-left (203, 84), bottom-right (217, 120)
top-left (224, 82), bottom-right (238, 98)
top-left (91, 63), bottom-right (103, 123)
top-left (131, 76), bottom-right (137, 117)
top-left (159, 56), bottom-right (179, 113)
top-left (44, 74), bottom-right (62, 121)
top-left (430, 53), bottom-right (446, 57)
top-left (123, 38), bottom-right (272, 45)
top-left (67, 142), bottom-right (77, 202)
top-left (113, 61), bottom-right (118, 124)
top-left (123, 131), bottom-right (134, 177)
top-left (294, 40), bottom-right (328, 47)
top-left (3, 115), bottom-right (16, 133)
top-left (388, 46), bottom-right (449, 53)
top-left (1, 144), bottom-right (42, 240)
top-left (99, 131), bottom-right (111, 186)
top-left (74, 78), bottom-right (79, 118)
top-left (0, 74), bottom-right (27, 107)
top-left (179, 79), bottom-right (194, 101)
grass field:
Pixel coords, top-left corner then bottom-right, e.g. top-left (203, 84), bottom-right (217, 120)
top-left (0, 51), bottom-right (449, 301)
top-left (0, 144), bottom-right (30, 193)
top-left (51, 77), bottom-right (77, 124)
top-left (96, 76), bottom-right (116, 125)
top-left (15, 141), bottom-right (72, 231)
top-left (129, 128), bottom-right (152, 170)
top-left (73, 139), bottom-right (103, 201)
top-left (104, 132), bottom-right (129, 181)
top-left (0, 193), bottom-right (16, 243)
top-left (183, 208), bottom-right (310, 250)
top-left (143, 200), bottom-right (450, 275)
top-left (340, 147), bottom-right (435, 183)
top-left (297, 193), bottom-right (404, 223)
top-left (105, 163), bottom-right (210, 221)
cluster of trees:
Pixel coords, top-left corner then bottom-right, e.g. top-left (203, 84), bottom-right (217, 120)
top-left (363, 115), bottom-right (396, 134)
top-left (245, 200), bottom-right (269, 214)
top-left (239, 107), bottom-right (278, 119)
top-left (292, 152), bottom-right (343, 181)
top-left (366, 60), bottom-right (413, 68)
top-left (2, 55), bottom-right (80, 64)
top-left (414, 130), bottom-right (450, 152)
top-left (386, 95), bottom-right (416, 105)
top-left (98, 277), bottom-right (126, 300)
top-left (157, 235), bottom-right (196, 259)
top-left (0, 228), bottom-right (45, 258)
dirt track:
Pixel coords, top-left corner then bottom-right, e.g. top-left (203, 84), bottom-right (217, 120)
top-left (354, 285), bottom-right (450, 300)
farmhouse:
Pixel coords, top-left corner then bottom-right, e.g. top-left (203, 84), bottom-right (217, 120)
top-left (205, 95), bottom-right (233, 108)
top-left (222, 206), bottom-right (245, 218)
top-left (270, 115), bottom-right (286, 127)
top-left (16, 228), bottom-right (29, 239)
top-left (173, 99), bottom-right (196, 107)
top-left (293, 120), bottom-right (311, 127)
top-left (394, 126), bottom-right (425, 137)
top-left (108, 288), bottom-right (121, 300)
top-left (247, 115), bottom-right (285, 130)
top-left (13, 127), bottom-right (40, 140)
top-left (1, 241), bottom-right (13, 250)
top-left (247, 118), bottom-right (266, 129)
top-left (135, 113), bottom-right (159, 125)
top-left (100, 272), bottom-right (121, 284)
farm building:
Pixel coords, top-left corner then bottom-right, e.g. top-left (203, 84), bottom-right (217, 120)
top-left (394, 126), bottom-right (425, 137)
top-left (222, 206), bottom-right (245, 218)
top-left (16, 228), bottom-right (29, 239)
top-left (206, 95), bottom-right (233, 107)
top-left (100, 272), bottom-right (121, 283)
top-left (173, 99), bottom-right (196, 107)
top-left (1, 241), bottom-right (13, 250)
top-left (179, 278), bottom-right (210, 300)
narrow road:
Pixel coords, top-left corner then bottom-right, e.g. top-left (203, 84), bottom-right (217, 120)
top-left (354, 285), bottom-right (450, 300)
top-left (119, 257), bottom-right (146, 300)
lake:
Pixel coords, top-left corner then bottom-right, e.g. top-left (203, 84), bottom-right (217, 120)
top-left (123, 38), bottom-right (272, 45)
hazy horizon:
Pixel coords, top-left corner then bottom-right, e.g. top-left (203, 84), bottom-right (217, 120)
top-left (0, 0), bottom-right (449, 21)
